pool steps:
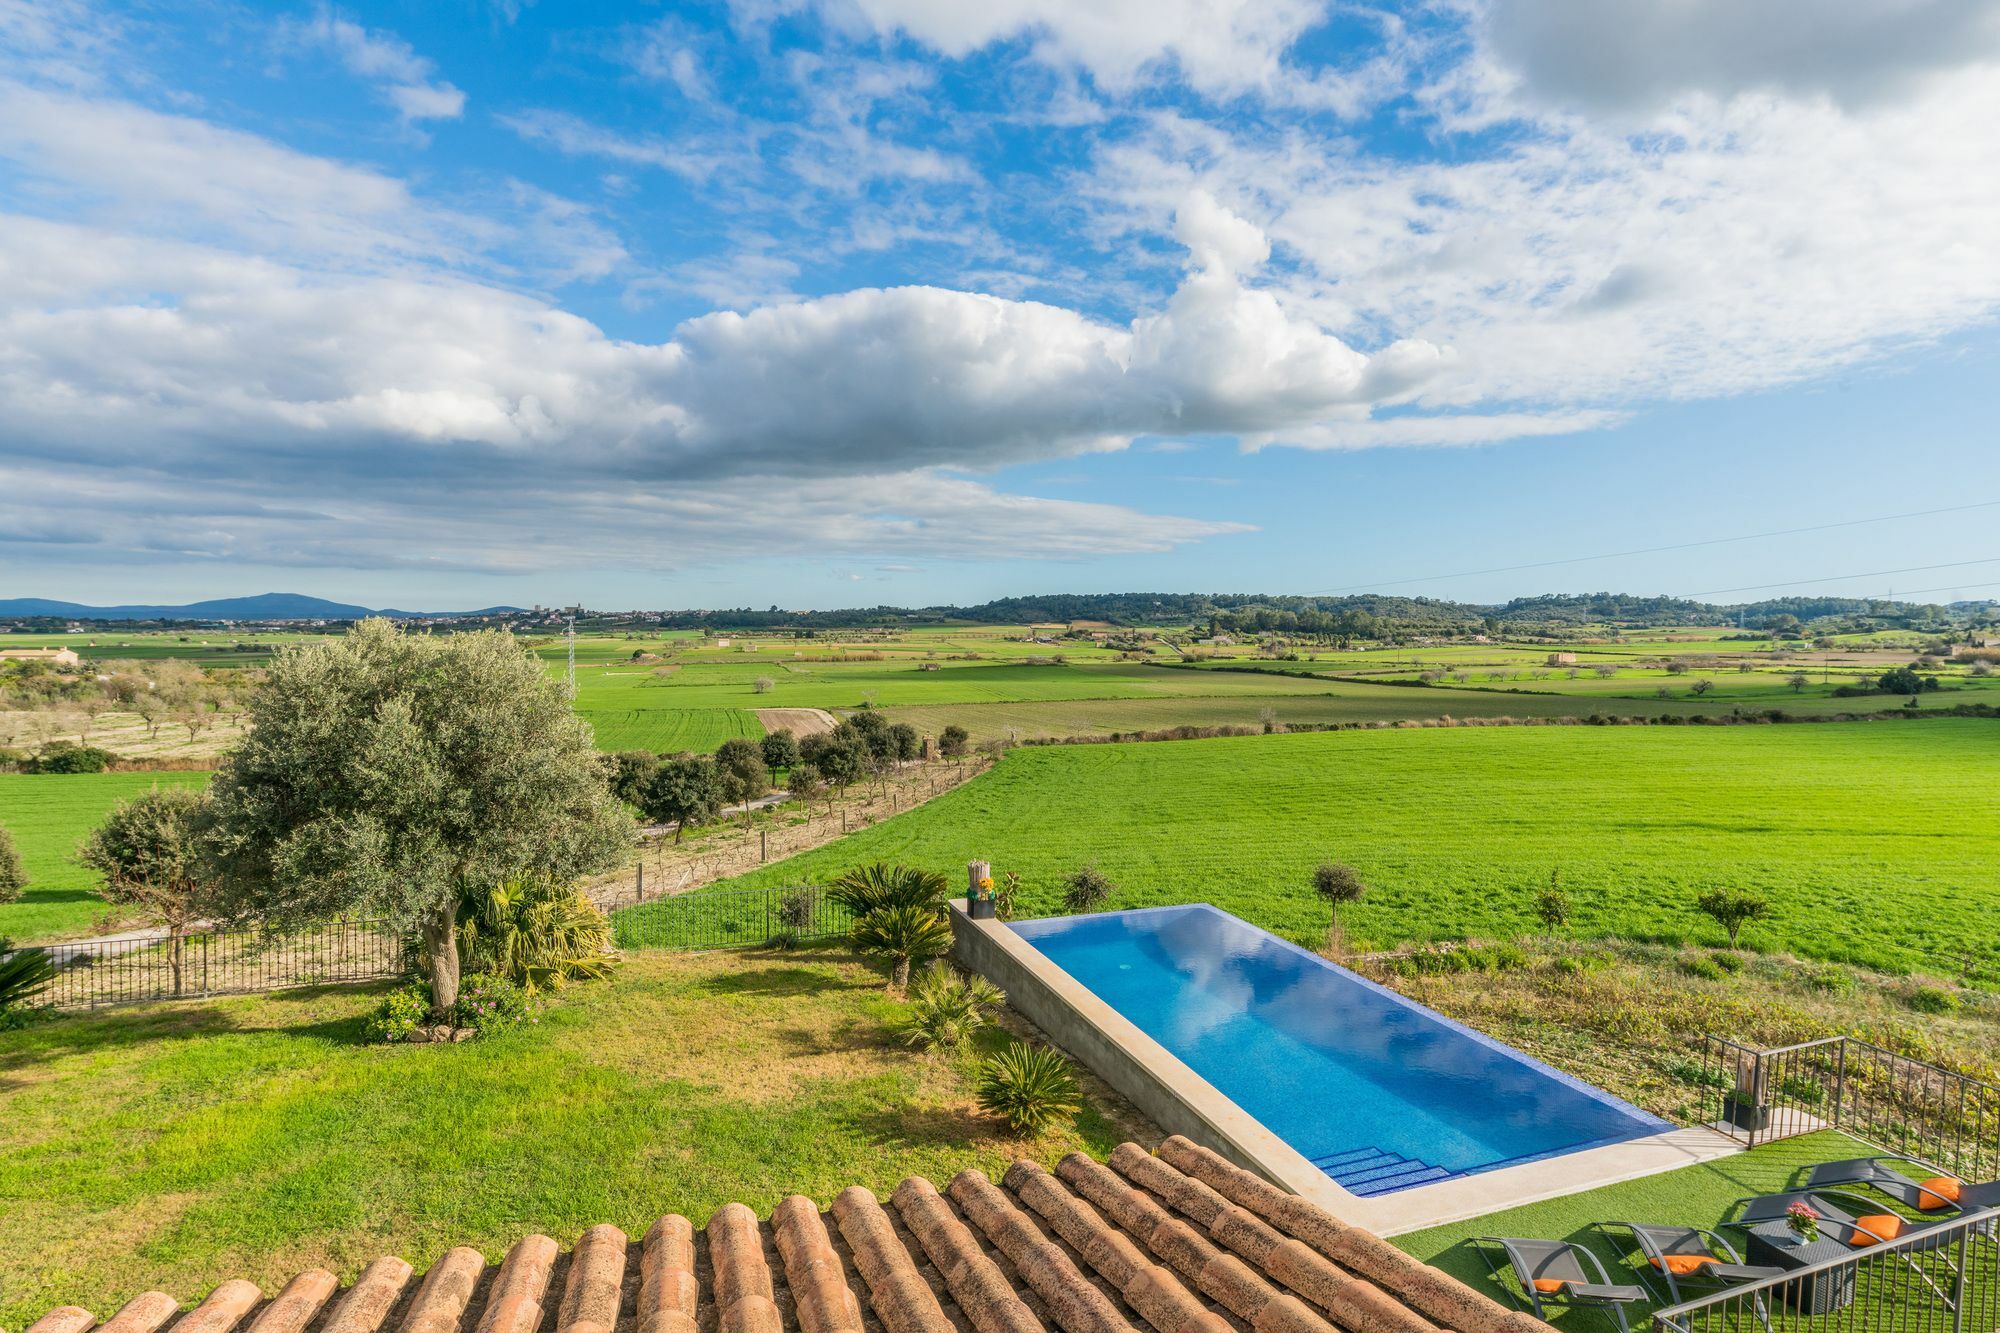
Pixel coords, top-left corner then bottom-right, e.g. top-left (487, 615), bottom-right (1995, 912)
top-left (1311, 1147), bottom-right (1459, 1196)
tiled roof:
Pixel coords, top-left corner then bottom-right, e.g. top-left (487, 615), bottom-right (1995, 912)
top-left (24, 1137), bottom-right (1543, 1333)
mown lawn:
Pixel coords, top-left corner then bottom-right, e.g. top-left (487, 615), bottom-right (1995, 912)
top-left (0, 950), bottom-right (1134, 1327)
top-left (698, 721), bottom-right (2000, 979)
top-left (0, 771), bottom-right (213, 941)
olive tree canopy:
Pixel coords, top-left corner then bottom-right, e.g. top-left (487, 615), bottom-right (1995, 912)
top-left (207, 619), bottom-right (631, 1014)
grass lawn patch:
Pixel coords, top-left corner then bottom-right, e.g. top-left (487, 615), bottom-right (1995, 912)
top-left (1395, 1131), bottom-right (1881, 1323)
top-left (701, 722), bottom-right (2000, 980)
top-left (0, 771), bottom-right (212, 941)
top-left (0, 949), bottom-right (1136, 1326)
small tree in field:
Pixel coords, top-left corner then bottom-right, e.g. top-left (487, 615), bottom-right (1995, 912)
top-left (1787, 671), bottom-right (1810, 693)
top-left (938, 724), bottom-right (970, 759)
top-left (760, 728), bottom-right (800, 773)
top-left (206, 620), bottom-right (631, 1017)
top-left (715, 738), bottom-right (769, 828)
top-left (644, 756), bottom-right (723, 841)
top-left (1695, 889), bottom-right (1770, 948)
top-left (1534, 867), bottom-right (1571, 936)
top-left (78, 786), bottom-right (219, 995)
top-left (0, 821), bottom-right (28, 904)
top-left (1312, 862), bottom-right (1365, 954)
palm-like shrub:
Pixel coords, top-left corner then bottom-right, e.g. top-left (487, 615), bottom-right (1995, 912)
top-left (893, 963), bottom-right (1001, 1051)
top-left (0, 939), bottom-right (55, 1012)
top-left (827, 862), bottom-right (948, 917)
top-left (851, 902), bottom-right (954, 990)
top-left (976, 1042), bottom-right (1080, 1135)
top-left (445, 876), bottom-right (615, 992)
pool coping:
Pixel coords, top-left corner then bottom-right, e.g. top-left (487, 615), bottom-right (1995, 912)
top-left (955, 902), bottom-right (1744, 1234)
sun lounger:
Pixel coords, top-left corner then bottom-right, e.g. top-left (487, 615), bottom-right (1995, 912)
top-left (1480, 1236), bottom-right (1648, 1330)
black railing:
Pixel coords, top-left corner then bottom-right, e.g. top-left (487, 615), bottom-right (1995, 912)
top-left (1701, 1035), bottom-right (2000, 1184)
top-left (1653, 1204), bottom-right (2000, 1333)
top-left (611, 884), bottom-right (854, 951)
top-left (14, 919), bottom-right (406, 1011)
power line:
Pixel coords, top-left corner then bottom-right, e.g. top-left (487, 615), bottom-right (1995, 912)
top-left (1303, 499), bottom-right (2000, 596)
top-left (1681, 557), bottom-right (2000, 599)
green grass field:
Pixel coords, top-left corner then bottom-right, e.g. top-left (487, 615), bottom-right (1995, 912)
top-left (575, 705), bottom-right (763, 752)
top-left (0, 772), bottom-right (213, 941)
top-left (696, 721), bottom-right (2000, 979)
top-left (0, 950), bottom-right (1126, 1328)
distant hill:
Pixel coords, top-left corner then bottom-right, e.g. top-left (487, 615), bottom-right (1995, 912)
top-left (0, 593), bottom-right (521, 622)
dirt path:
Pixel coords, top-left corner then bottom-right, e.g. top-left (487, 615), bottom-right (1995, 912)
top-left (587, 756), bottom-right (991, 909)
top-left (753, 707), bottom-right (839, 737)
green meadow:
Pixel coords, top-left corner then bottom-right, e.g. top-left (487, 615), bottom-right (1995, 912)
top-left (697, 720), bottom-right (2000, 980)
top-left (0, 772), bottom-right (213, 940)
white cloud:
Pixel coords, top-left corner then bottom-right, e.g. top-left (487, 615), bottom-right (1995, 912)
top-left (285, 7), bottom-right (465, 123)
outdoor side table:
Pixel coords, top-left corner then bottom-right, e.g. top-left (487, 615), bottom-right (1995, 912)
top-left (1744, 1222), bottom-right (1857, 1314)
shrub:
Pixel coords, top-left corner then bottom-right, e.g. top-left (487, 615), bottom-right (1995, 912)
top-left (364, 983), bottom-right (432, 1042)
top-left (1907, 985), bottom-right (1960, 1015)
top-left (1800, 964), bottom-right (1854, 994)
top-left (1534, 870), bottom-right (1571, 934)
top-left (29, 741), bottom-right (115, 773)
top-left (1665, 1058), bottom-right (1731, 1090)
top-left (0, 822), bottom-right (24, 904)
top-left (609, 751), bottom-right (660, 808)
top-left (447, 876), bottom-right (614, 992)
top-left (1710, 950), bottom-right (1744, 973)
top-left (1694, 889), bottom-right (1771, 947)
top-left (938, 724), bottom-right (970, 758)
top-left (1311, 862), bottom-right (1365, 953)
top-left (852, 903), bottom-right (955, 990)
top-left (0, 938), bottom-right (56, 1013)
top-left (770, 886), bottom-right (820, 949)
top-left (453, 972), bottom-right (530, 1033)
top-left (1778, 1073), bottom-right (1827, 1106)
top-left (976, 1042), bottom-right (1081, 1134)
top-left (893, 963), bottom-right (1002, 1052)
top-left (995, 871), bottom-right (1021, 920)
top-left (1062, 863), bottom-right (1114, 915)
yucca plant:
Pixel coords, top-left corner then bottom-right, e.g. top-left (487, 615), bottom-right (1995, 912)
top-left (893, 962), bottom-right (1001, 1051)
top-left (976, 1042), bottom-right (1080, 1135)
top-left (851, 902), bottom-right (954, 990)
top-left (827, 862), bottom-right (948, 918)
top-left (0, 938), bottom-right (56, 1013)
top-left (440, 876), bottom-right (616, 993)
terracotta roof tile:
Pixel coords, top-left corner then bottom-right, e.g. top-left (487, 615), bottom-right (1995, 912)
top-left (23, 1142), bottom-right (1545, 1333)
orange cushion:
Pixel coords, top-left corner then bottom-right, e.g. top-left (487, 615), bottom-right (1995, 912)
top-left (1848, 1215), bottom-right (1905, 1247)
top-left (1917, 1177), bottom-right (1962, 1210)
top-left (1650, 1254), bottom-right (1719, 1275)
top-left (1531, 1278), bottom-right (1570, 1293)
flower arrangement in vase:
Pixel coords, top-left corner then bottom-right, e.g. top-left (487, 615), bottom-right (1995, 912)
top-left (1785, 1201), bottom-right (1822, 1244)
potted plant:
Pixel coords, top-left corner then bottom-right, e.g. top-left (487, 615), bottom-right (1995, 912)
top-left (1723, 1061), bottom-right (1770, 1131)
top-left (965, 860), bottom-right (997, 919)
top-left (1785, 1201), bottom-right (1822, 1245)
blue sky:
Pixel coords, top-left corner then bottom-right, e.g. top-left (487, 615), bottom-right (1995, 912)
top-left (1, 0), bottom-right (1997, 610)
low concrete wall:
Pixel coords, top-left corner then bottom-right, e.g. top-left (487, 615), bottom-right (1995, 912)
top-left (951, 903), bottom-right (1359, 1214)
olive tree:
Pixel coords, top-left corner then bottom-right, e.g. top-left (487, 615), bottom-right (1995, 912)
top-left (643, 755), bottom-right (723, 841)
top-left (207, 620), bottom-right (631, 1016)
top-left (715, 737), bottom-right (769, 828)
top-left (78, 786), bottom-right (219, 995)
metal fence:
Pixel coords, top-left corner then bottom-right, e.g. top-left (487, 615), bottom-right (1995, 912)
top-left (1700, 1035), bottom-right (2000, 1183)
top-left (13, 919), bottom-right (407, 1011)
top-left (612, 884), bottom-right (854, 951)
top-left (1653, 1204), bottom-right (2000, 1333)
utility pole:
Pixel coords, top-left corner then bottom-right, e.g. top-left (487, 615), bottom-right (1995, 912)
top-left (566, 615), bottom-right (577, 700)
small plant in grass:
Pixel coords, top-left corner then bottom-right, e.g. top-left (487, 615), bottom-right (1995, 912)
top-left (976, 1042), bottom-right (1081, 1135)
top-left (1694, 889), bottom-right (1770, 948)
top-left (1665, 1058), bottom-right (1731, 1090)
top-left (852, 903), bottom-right (954, 991)
top-left (1311, 862), bottom-right (1366, 955)
top-left (893, 963), bottom-right (1002, 1052)
top-left (995, 871), bottom-right (1021, 920)
top-left (0, 821), bottom-right (25, 903)
top-left (454, 972), bottom-right (530, 1033)
top-left (1062, 863), bottom-right (1114, 915)
top-left (1710, 950), bottom-right (1743, 973)
top-left (1533, 867), bottom-right (1571, 936)
top-left (1907, 985), bottom-right (1960, 1015)
top-left (771, 886), bottom-right (819, 950)
top-left (1799, 964), bottom-right (1854, 994)
top-left (365, 983), bottom-right (432, 1042)
top-left (1680, 954), bottom-right (1727, 982)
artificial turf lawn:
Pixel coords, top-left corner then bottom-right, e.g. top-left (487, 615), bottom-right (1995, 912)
top-left (696, 721), bottom-right (2000, 978)
top-left (1395, 1131), bottom-right (1878, 1321)
top-left (0, 949), bottom-right (1130, 1327)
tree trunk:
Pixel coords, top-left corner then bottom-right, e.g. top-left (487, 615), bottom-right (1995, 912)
top-left (424, 907), bottom-right (462, 1018)
top-left (169, 926), bottom-right (184, 997)
top-left (892, 955), bottom-right (911, 991)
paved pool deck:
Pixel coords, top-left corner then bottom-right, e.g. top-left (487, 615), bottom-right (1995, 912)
top-left (951, 904), bottom-right (1747, 1234)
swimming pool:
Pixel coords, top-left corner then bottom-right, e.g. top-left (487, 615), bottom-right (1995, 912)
top-left (1008, 904), bottom-right (1669, 1196)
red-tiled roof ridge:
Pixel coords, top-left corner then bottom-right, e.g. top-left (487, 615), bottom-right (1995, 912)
top-left (20, 1140), bottom-right (1542, 1333)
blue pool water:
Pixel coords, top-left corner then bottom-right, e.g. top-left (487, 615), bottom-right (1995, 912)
top-left (1010, 904), bottom-right (1669, 1196)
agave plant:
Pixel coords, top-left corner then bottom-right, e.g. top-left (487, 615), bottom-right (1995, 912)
top-left (445, 876), bottom-right (616, 993)
top-left (827, 862), bottom-right (948, 918)
top-left (976, 1042), bottom-right (1080, 1135)
top-left (893, 962), bottom-right (1001, 1051)
top-left (0, 938), bottom-right (56, 1013)
top-left (850, 902), bottom-right (954, 990)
